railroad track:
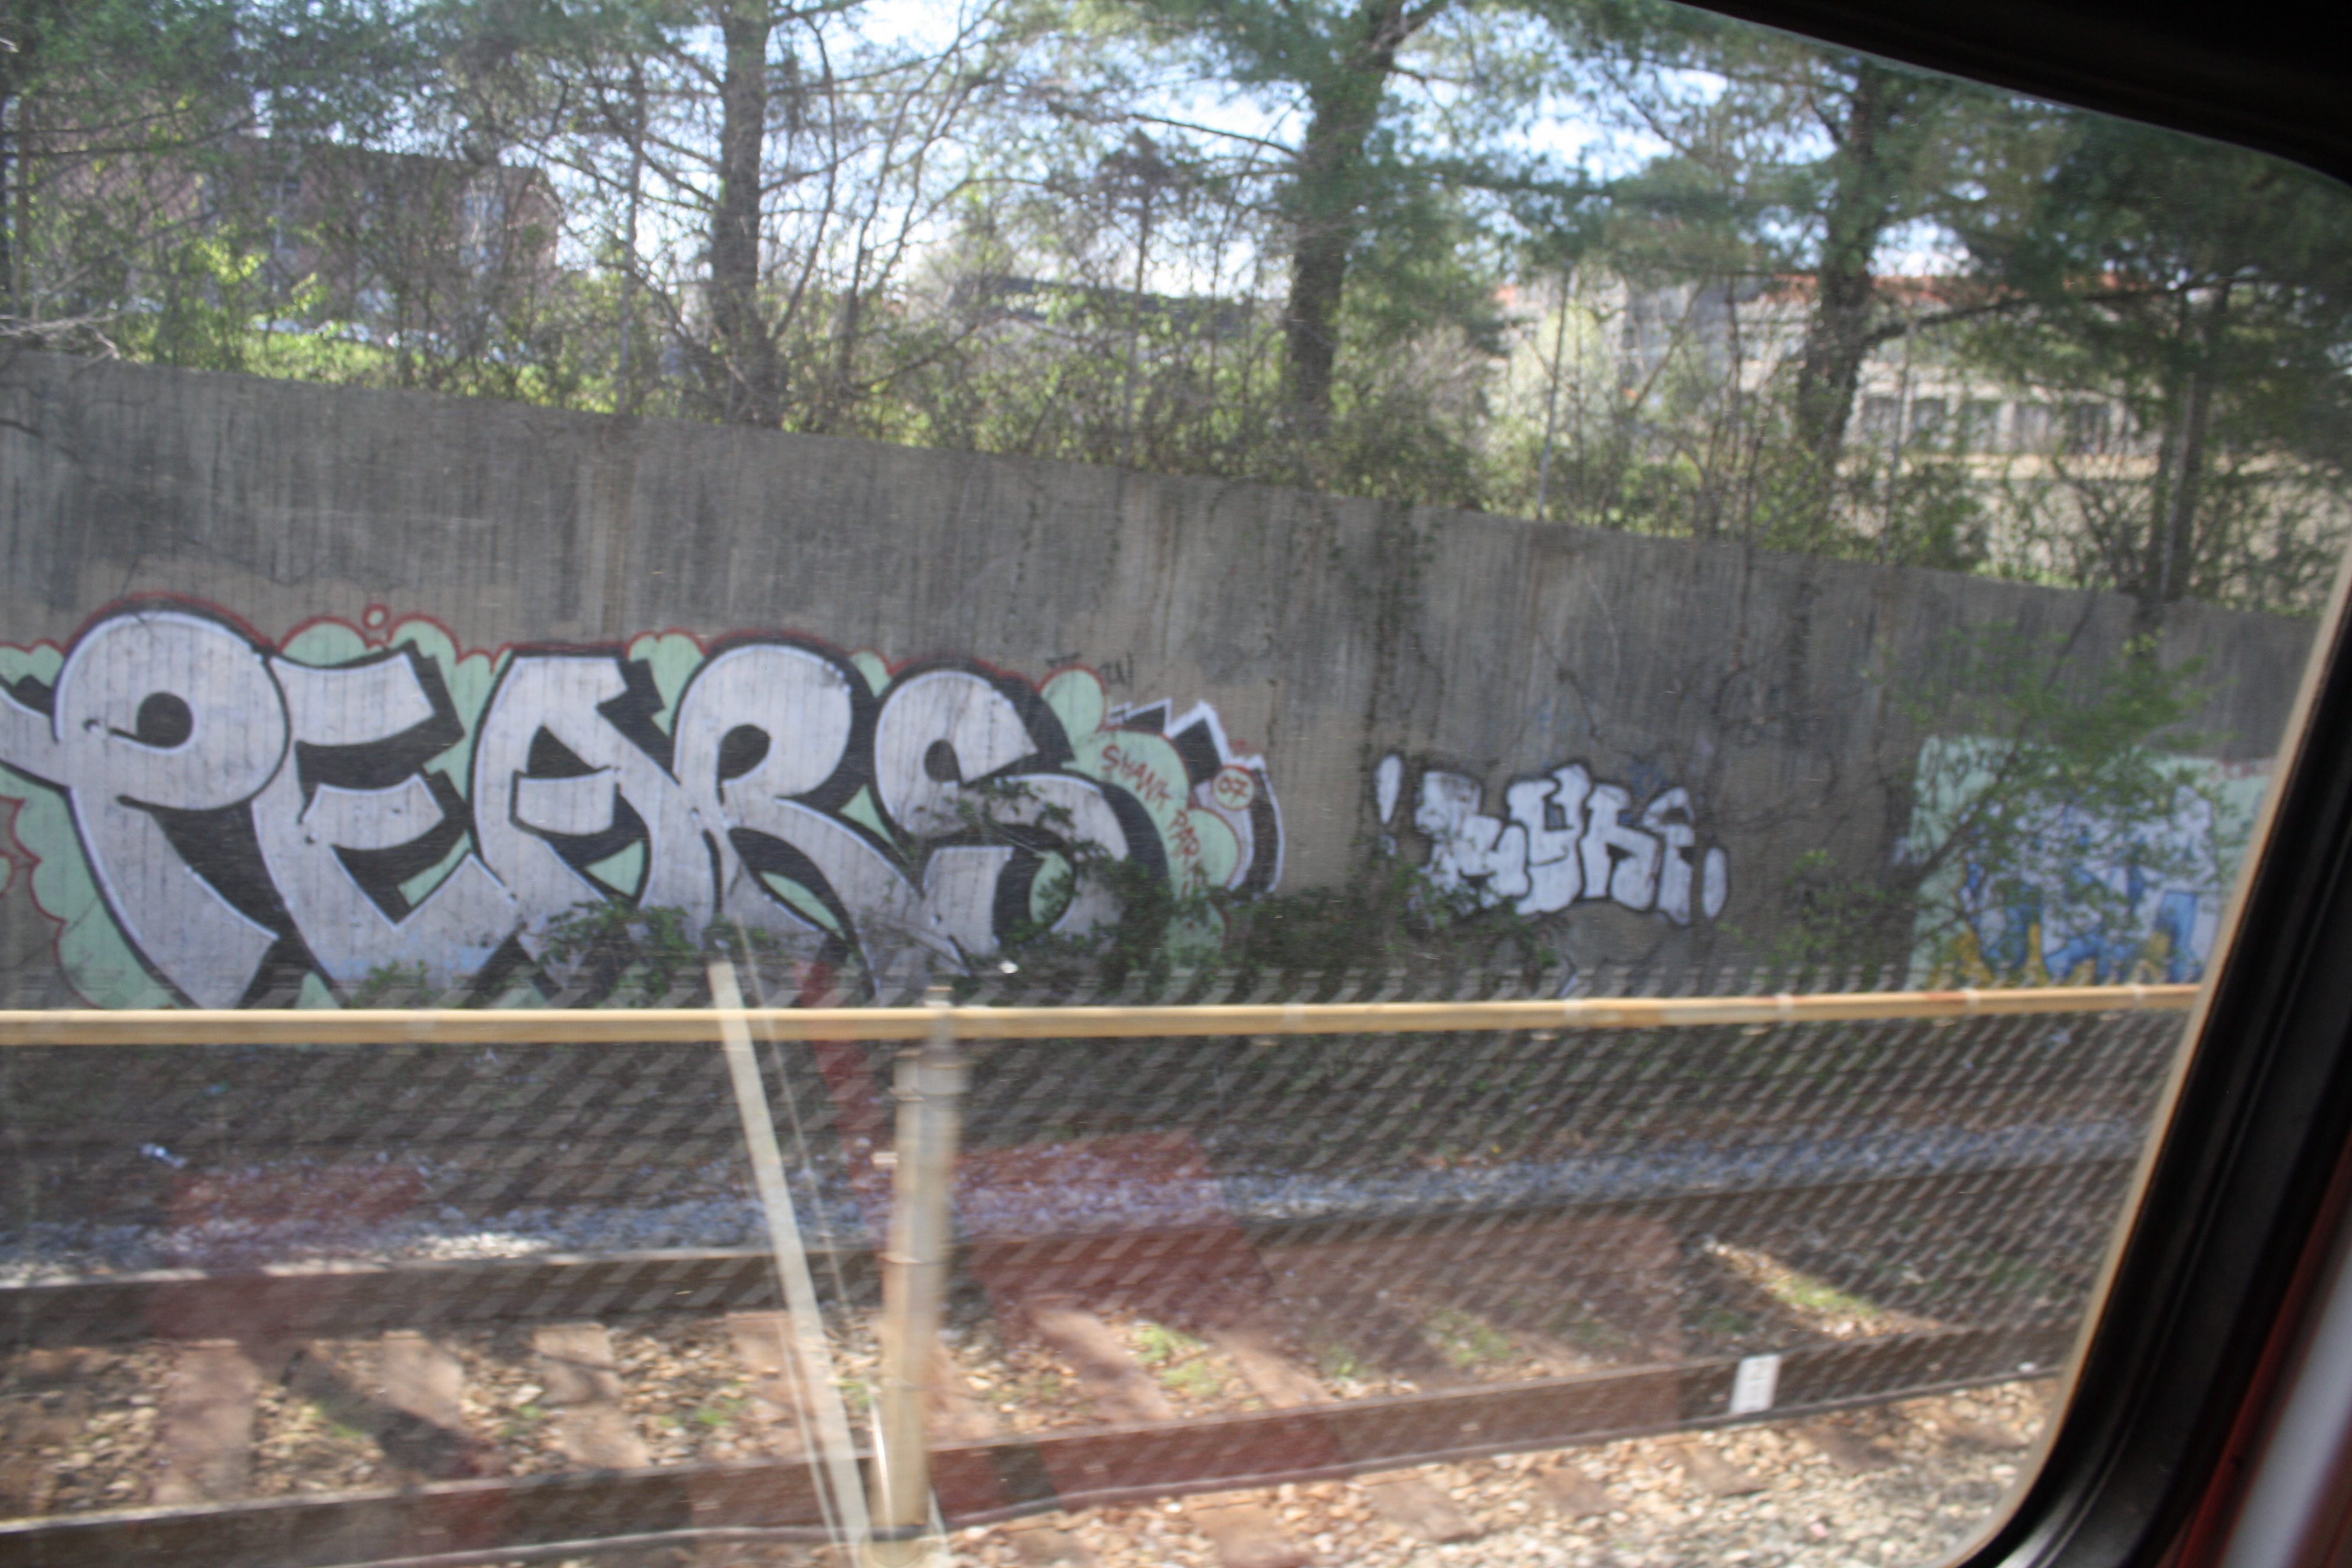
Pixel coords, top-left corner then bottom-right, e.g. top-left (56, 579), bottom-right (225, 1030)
top-left (0, 1158), bottom-right (2108, 1567)
top-left (0, 981), bottom-right (2189, 1565)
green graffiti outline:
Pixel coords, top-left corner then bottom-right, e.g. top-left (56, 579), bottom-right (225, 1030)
top-left (0, 642), bottom-right (176, 1008)
top-left (1, 619), bottom-right (1270, 1007)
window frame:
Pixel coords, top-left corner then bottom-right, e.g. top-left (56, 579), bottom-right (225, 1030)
top-left (1647, 7), bottom-right (2352, 1561)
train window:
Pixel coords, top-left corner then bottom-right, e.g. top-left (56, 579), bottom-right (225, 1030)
top-left (0, 2), bottom-right (2345, 1567)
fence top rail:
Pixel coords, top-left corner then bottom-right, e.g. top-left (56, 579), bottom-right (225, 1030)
top-left (0, 985), bottom-right (2197, 1047)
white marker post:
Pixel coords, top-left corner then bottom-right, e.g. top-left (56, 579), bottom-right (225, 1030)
top-left (1729, 1353), bottom-right (1783, 1417)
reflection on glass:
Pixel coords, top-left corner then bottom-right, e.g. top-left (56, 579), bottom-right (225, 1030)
top-left (0, 0), bottom-right (2347, 1563)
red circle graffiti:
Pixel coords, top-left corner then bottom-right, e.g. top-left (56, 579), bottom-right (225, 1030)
top-left (1210, 766), bottom-right (1258, 812)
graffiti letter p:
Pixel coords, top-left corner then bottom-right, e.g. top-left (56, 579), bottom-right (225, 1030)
top-left (0, 608), bottom-right (289, 1006)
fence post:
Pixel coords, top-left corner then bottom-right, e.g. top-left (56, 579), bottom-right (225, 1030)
top-left (867, 987), bottom-right (966, 1566)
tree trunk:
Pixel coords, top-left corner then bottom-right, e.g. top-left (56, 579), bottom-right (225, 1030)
top-left (0, 76), bottom-right (14, 321)
top-left (2140, 282), bottom-right (2227, 621)
top-left (0, 31), bottom-right (25, 323)
top-left (817, 264), bottom-right (863, 434)
top-left (707, 0), bottom-right (783, 427)
top-left (617, 60), bottom-right (645, 414)
top-left (1791, 59), bottom-right (1909, 479)
top-left (1280, 0), bottom-right (1420, 436)
top-left (0, 2), bottom-right (40, 324)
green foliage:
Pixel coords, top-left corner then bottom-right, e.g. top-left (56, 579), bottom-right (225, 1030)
top-left (540, 900), bottom-right (702, 1004)
top-left (924, 766), bottom-right (1563, 990)
top-left (692, 1392), bottom-right (746, 1428)
top-left (1308, 1334), bottom-right (1364, 1384)
top-left (1424, 1306), bottom-right (1516, 1370)
top-left (351, 961), bottom-right (428, 1006)
top-left (1954, 115), bottom-right (2352, 613)
top-left (2, 0), bottom-right (437, 332)
top-left (1870, 460), bottom-right (1991, 574)
top-left (1771, 848), bottom-right (1917, 972)
top-left (1131, 1321), bottom-right (1225, 1397)
top-left (13, 0), bottom-right (2347, 613)
top-left (1774, 622), bottom-right (2217, 974)
top-left (1541, 1298), bottom-right (1631, 1354)
top-left (1221, 854), bottom-right (1553, 976)
top-left (1763, 1266), bottom-right (1881, 1322)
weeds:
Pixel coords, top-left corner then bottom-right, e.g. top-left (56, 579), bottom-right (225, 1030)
top-left (1424, 1307), bottom-right (1517, 1371)
top-left (1131, 1320), bottom-right (1225, 1399)
top-left (540, 901), bottom-right (701, 1004)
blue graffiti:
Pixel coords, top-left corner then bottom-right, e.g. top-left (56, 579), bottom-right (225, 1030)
top-left (1959, 816), bottom-right (2210, 985)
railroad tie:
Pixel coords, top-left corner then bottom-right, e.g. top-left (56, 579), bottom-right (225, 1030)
top-left (153, 1338), bottom-right (278, 1504)
top-left (377, 1331), bottom-right (502, 1480)
top-left (1529, 1460), bottom-right (1619, 1518)
top-left (531, 1323), bottom-right (650, 1470)
top-left (1795, 1416), bottom-right (1898, 1472)
top-left (1023, 1301), bottom-right (1308, 1568)
top-left (1209, 1321), bottom-right (1478, 1544)
top-left (379, 1333), bottom-right (464, 1432)
top-left (1665, 1436), bottom-right (1765, 1497)
top-left (1202, 1324), bottom-right (1328, 1409)
top-left (1001, 1520), bottom-right (1097, 1568)
top-left (1932, 1410), bottom-right (2030, 1452)
top-left (722, 1310), bottom-right (810, 1459)
top-left (1022, 1298), bottom-right (1178, 1425)
top-left (925, 1343), bottom-right (1003, 1446)
top-left (1, 1348), bottom-right (98, 1514)
top-left (1186, 1495), bottom-right (1313, 1568)
top-left (926, 1342), bottom-right (1096, 1565)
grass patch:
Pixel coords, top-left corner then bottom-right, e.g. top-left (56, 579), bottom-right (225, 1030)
top-left (1694, 1306), bottom-right (1760, 1342)
top-left (1705, 1241), bottom-right (1887, 1325)
top-left (1767, 1269), bottom-right (1883, 1321)
top-left (694, 1393), bottom-right (746, 1428)
top-left (499, 1402), bottom-right (548, 1440)
top-left (1132, 1321), bottom-right (1199, 1366)
top-left (1425, 1307), bottom-right (1517, 1370)
top-left (1543, 1299), bottom-right (1633, 1354)
top-left (1132, 1320), bottom-right (1226, 1400)
top-left (1309, 1336), bottom-right (1365, 1384)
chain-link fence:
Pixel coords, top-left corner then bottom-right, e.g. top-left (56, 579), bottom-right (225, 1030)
top-left (0, 965), bottom-right (2197, 1566)
top-left (1, 965), bottom-right (2184, 1353)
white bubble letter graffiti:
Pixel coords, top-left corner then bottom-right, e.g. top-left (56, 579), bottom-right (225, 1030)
top-left (0, 610), bottom-right (287, 1005)
top-left (1641, 788), bottom-right (1699, 926)
top-left (1579, 783), bottom-right (1661, 911)
top-left (672, 642), bottom-right (897, 955)
top-left (874, 669), bottom-right (1130, 952)
top-left (1506, 763), bottom-right (1590, 914)
top-left (253, 655), bottom-right (519, 985)
top-left (474, 654), bottom-right (714, 936)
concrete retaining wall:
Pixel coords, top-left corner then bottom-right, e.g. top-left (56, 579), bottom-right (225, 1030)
top-left (0, 353), bottom-right (2316, 1002)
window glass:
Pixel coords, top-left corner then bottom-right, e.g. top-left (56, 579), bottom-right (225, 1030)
top-left (2065, 402), bottom-right (2115, 456)
top-left (2014, 401), bottom-right (2059, 452)
top-left (1960, 398), bottom-right (2005, 452)
top-left (1, 2), bottom-right (2346, 1565)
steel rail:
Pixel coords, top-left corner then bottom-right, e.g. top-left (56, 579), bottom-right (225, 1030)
top-left (0, 1321), bottom-right (2072, 1568)
top-left (0, 1156), bottom-right (2134, 1349)
top-left (0, 984), bottom-right (2197, 1047)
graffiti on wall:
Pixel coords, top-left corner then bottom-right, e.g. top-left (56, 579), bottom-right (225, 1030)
top-left (1372, 753), bottom-right (1729, 924)
top-left (0, 601), bottom-right (1281, 1007)
top-left (1905, 737), bottom-right (2267, 985)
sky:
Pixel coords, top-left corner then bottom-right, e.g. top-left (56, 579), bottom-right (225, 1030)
top-left (587, 0), bottom-right (1965, 289)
